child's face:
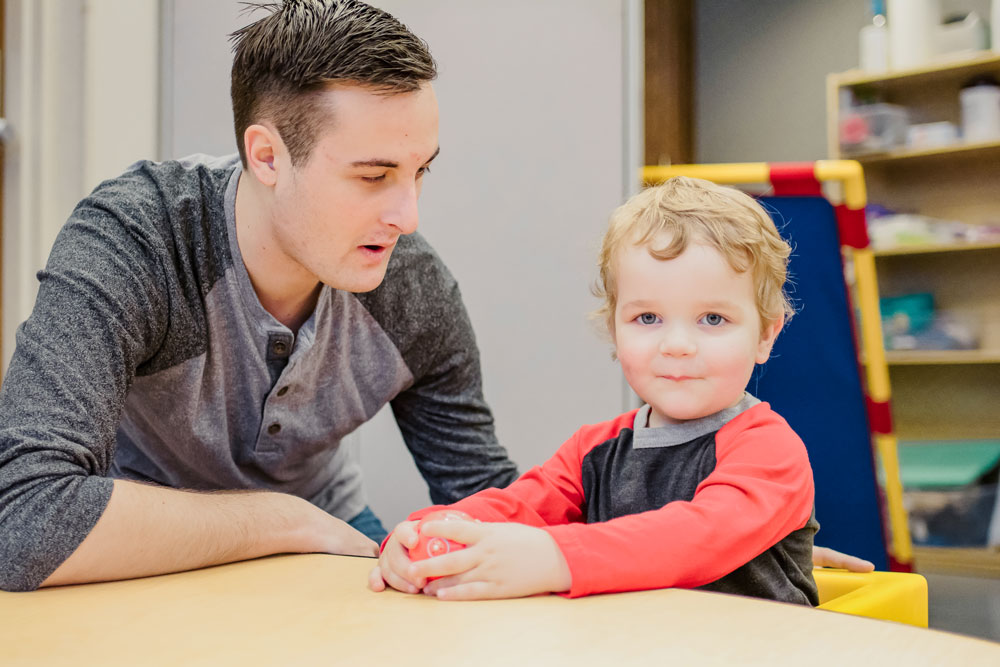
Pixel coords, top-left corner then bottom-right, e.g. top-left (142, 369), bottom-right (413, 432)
top-left (613, 239), bottom-right (782, 427)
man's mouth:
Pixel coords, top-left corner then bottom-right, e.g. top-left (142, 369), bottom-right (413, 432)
top-left (359, 239), bottom-right (397, 254)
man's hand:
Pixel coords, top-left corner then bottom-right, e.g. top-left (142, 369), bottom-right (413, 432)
top-left (812, 545), bottom-right (875, 572)
top-left (405, 520), bottom-right (572, 601)
top-left (368, 521), bottom-right (423, 594)
top-left (300, 500), bottom-right (380, 558)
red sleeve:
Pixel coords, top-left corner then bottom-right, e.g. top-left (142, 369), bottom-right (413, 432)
top-left (546, 404), bottom-right (814, 597)
top-left (405, 411), bottom-right (639, 528)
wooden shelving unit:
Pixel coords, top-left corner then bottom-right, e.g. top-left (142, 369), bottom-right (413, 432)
top-left (873, 240), bottom-right (1000, 257)
top-left (850, 139), bottom-right (1000, 166)
top-left (885, 350), bottom-right (1000, 365)
top-left (828, 53), bottom-right (1000, 576)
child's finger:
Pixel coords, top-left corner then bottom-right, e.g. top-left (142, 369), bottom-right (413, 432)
top-left (812, 546), bottom-right (875, 572)
top-left (432, 580), bottom-right (496, 601)
top-left (394, 521), bottom-right (421, 549)
top-left (420, 571), bottom-right (461, 597)
top-left (367, 565), bottom-right (387, 592)
top-left (408, 547), bottom-right (478, 581)
top-left (416, 517), bottom-right (485, 545)
top-left (380, 560), bottom-right (423, 594)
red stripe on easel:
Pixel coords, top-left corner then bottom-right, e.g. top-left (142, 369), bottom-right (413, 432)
top-left (835, 204), bottom-right (870, 249)
top-left (888, 554), bottom-right (914, 572)
top-left (769, 163), bottom-right (822, 196)
top-left (866, 397), bottom-right (893, 434)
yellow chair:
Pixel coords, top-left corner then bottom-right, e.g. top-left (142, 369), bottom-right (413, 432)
top-left (815, 568), bottom-right (928, 627)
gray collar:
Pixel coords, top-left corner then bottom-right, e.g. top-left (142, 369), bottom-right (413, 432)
top-left (632, 393), bottom-right (761, 448)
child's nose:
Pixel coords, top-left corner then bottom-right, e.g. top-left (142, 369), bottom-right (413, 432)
top-left (658, 327), bottom-right (697, 357)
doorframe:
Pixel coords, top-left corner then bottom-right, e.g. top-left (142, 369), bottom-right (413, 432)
top-left (1, 0), bottom-right (159, 371)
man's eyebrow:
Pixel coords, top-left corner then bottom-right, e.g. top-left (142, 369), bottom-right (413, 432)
top-left (350, 146), bottom-right (440, 169)
top-left (351, 158), bottom-right (398, 168)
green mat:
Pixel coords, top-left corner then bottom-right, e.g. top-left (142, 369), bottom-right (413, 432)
top-left (898, 440), bottom-right (1000, 489)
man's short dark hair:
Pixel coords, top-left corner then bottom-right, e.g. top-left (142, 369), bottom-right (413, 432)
top-left (230, 0), bottom-right (437, 167)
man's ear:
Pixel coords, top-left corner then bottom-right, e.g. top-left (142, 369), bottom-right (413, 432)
top-left (244, 123), bottom-right (282, 186)
top-left (755, 313), bottom-right (785, 365)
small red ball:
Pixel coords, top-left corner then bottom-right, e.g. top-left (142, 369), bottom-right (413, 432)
top-left (407, 509), bottom-right (472, 563)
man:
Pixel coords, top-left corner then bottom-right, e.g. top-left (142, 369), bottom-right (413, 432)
top-left (0, 0), bottom-right (519, 592)
top-left (0, 0), bottom-right (869, 592)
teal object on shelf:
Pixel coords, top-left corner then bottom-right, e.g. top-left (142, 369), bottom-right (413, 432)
top-left (898, 440), bottom-right (1000, 489)
top-left (880, 292), bottom-right (934, 334)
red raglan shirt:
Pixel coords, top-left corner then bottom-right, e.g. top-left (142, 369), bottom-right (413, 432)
top-left (405, 395), bottom-right (819, 603)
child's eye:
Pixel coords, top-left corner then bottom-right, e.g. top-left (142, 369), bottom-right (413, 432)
top-left (361, 174), bottom-right (387, 183)
top-left (637, 313), bottom-right (660, 325)
top-left (417, 165), bottom-right (432, 178)
top-left (700, 313), bottom-right (725, 326)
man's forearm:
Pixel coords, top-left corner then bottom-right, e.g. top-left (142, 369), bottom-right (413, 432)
top-left (41, 479), bottom-right (375, 587)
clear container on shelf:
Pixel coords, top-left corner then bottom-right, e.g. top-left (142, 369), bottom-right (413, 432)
top-left (839, 103), bottom-right (910, 155)
top-left (906, 484), bottom-right (998, 546)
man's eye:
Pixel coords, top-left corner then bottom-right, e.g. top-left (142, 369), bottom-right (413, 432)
top-left (638, 313), bottom-right (659, 325)
top-left (701, 313), bottom-right (725, 326)
top-left (361, 174), bottom-right (386, 183)
top-left (417, 165), bottom-right (432, 177)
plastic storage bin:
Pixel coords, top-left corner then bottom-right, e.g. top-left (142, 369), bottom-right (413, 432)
top-left (839, 103), bottom-right (909, 155)
top-left (899, 440), bottom-right (1000, 547)
top-left (905, 484), bottom-right (997, 546)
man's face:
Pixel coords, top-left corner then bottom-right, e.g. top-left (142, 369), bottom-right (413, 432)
top-left (269, 82), bottom-right (440, 293)
top-left (613, 238), bottom-right (780, 427)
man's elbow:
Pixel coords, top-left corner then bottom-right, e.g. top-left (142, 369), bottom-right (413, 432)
top-left (0, 553), bottom-right (48, 592)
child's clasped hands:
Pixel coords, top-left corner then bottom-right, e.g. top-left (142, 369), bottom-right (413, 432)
top-left (368, 512), bottom-right (572, 600)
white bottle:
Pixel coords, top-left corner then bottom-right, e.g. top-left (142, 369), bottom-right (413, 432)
top-left (887, 0), bottom-right (940, 70)
top-left (993, 0), bottom-right (1000, 51)
top-left (860, 1), bottom-right (890, 73)
top-left (960, 78), bottom-right (1000, 143)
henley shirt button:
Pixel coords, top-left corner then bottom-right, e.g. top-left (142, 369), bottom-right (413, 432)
top-left (272, 341), bottom-right (288, 356)
top-left (267, 423), bottom-right (281, 435)
top-left (276, 386), bottom-right (289, 397)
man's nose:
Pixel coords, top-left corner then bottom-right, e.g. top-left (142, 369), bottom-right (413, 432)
top-left (658, 325), bottom-right (696, 357)
top-left (382, 184), bottom-right (420, 235)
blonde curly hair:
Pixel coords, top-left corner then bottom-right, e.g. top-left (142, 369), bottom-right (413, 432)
top-left (593, 176), bottom-right (794, 337)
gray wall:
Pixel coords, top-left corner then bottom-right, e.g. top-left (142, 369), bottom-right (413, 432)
top-left (162, 1), bottom-right (637, 527)
top-left (694, 0), bottom-right (991, 163)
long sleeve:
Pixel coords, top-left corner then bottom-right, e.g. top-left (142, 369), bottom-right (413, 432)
top-left (357, 236), bottom-right (519, 504)
top-left (0, 176), bottom-right (173, 591)
top-left (547, 407), bottom-right (814, 598)
top-left (406, 412), bottom-right (636, 526)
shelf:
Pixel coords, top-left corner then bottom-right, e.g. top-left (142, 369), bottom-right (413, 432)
top-left (847, 140), bottom-right (1000, 166)
top-left (885, 350), bottom-right (1000, 365)
top-left (913, 545), bottom-right (1000, 578)
top-left (873, 240), bottom-right (1000, 257)
top-left (829, 53), bottom-right (1000, 551)
top-left (831, 51), bottom-right (1000, 91)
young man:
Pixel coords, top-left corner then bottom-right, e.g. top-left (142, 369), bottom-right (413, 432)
top-left (371, 177), bottom-right (820, 603)
top-left (0, 0), bottom-right (518, 592)
top-left (0, 1), bottom-right (868, 593)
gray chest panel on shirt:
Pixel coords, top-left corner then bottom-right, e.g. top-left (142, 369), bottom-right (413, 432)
top-left (112, 167), bottom-right (414, 519)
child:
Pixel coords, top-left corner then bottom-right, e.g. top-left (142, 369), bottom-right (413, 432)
top-left (369, 176), bottom-right (819, 604)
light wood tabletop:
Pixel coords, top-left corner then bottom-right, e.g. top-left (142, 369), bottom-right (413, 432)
top-left (2, 553), bottom-right (998, 666)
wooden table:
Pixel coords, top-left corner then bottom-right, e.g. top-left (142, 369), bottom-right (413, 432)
top-left (2, 554), bottom-right (998, 665)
